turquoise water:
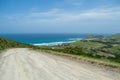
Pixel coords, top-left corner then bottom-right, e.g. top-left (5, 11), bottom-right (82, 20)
top-left (0, 33), bottom-right (99, 46)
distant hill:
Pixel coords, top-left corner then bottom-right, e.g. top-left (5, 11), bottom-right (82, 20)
top-left (111, 33), bottom-right (120, 40)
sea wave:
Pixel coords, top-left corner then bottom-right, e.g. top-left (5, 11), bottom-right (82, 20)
top-left (33, 41), bottom-right (74, 46)
top-left (33, 38), bottom-right (81, 46)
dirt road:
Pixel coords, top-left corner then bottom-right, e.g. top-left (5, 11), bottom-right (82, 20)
top-left (0, 48), bottom-right (119, 80)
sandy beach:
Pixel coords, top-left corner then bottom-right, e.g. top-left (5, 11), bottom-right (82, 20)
top-left (0, 48), bottom-right (119, 80)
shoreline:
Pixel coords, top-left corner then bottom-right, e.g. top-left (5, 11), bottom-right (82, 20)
top-left (32, 38), bottom-right (82, 46)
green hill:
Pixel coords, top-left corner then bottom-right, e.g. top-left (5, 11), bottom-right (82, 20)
top-left (0, 38), bottom-right (31, 51)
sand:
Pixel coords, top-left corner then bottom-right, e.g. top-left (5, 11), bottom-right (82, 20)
top-left (0, 48), bottom-right (119, 80)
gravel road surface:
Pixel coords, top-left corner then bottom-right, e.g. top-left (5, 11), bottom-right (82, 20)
top-left (0, 48), bottom-right (119, 80)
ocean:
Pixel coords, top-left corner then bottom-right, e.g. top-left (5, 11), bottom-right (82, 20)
top-left (0, 33), bottom-right (99, 46)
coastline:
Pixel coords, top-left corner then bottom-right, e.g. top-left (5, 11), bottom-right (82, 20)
top-left (32, 38), bottom-right (82, 46)
top-left (0, 34), bottom-right (85, 46)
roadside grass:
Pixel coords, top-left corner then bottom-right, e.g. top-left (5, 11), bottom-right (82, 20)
top-left (31, 48), bottom-right (120, 70)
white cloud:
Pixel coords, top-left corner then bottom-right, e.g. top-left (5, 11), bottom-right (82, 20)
top-left (2, 6), bottom-right (120, 26)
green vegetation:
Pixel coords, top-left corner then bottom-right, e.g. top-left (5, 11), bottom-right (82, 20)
top-left (111, 33), bottom-right (120, 40)
top-left (0, 38), bottom-right (33, 52)
top-left (35, 33), bottom-right (120, 67)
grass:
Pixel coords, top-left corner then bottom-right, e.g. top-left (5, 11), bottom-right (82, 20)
top-left (0, 38), bottom-right (33, 52)
top-left (69, 41), bottom-right (105, 48)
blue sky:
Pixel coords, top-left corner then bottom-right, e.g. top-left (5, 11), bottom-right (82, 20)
top-left (0, 0), bottom-right (120, 34)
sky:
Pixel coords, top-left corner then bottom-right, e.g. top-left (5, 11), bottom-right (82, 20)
top-left (0, 0), bottom-right (120, 34)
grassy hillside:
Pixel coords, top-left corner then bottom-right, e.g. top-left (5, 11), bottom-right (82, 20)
top-left (36, 33), bottom-right (120, 67)
top-left (0, 38), bottom-right (32, 51)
